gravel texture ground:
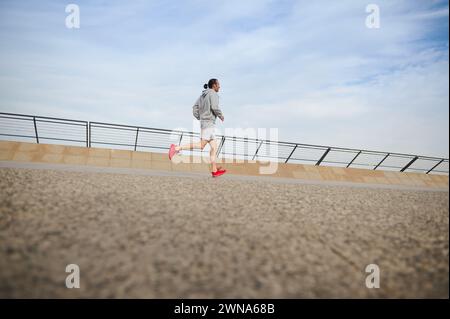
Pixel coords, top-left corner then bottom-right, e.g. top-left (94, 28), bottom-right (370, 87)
top-left (0, 165), bottom-right (448, 298)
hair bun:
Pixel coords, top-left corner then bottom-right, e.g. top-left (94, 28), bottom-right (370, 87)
top-left (203, 83), bottom-right (208, 89)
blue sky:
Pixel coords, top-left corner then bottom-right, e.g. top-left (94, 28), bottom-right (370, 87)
top-left (0, 0), bottom-right (448, 157)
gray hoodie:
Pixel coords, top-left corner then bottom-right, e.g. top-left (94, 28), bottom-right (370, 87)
top-left (192, 89), bottom-right (223, 129)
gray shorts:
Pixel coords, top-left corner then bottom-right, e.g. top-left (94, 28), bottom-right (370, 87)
top-left (200, 126), bottom-right (216, 141)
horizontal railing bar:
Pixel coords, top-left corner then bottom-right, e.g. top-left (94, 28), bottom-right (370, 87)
top-left (376, 164), bottom-right (414, 169)
top-left (26, 127), bottom-right (86, 133)
top-left (221, 152), bottom-right (287, 160)
top-left (341, 163), bottom-right (377, 167)
top-left (91, 141), bottom-right (169, 151)
top-left (405, 167), bottom-right (430, 172)
top-left (37, 136), bottom-right (87, 143)
top-left (0, 112), bottom-right (88, 124)
top-left (0, 115), bottom-right (34, 121)
top-left (90, 141), bottom-right (134, 148)
top-left (91, 125), bottom-right (144, 133)
top-left (0, 133), bottom-right (36, 139)
top-left (0, 127), bottom-right (36, 132)
top-left (0, 135), bottom-right (87, 143)
top-left (316, 160), bottom-right (363, 166)
top-left (34, 119), bottom-right (87, 127)
top-left (89, 134), bottom-right (136, 140)
top-left (90, 121), bottom-right (183, 134)
top-left (26, 132), bottom-right (85, 137)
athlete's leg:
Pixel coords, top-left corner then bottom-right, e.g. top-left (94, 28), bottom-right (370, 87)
top-left (208, 139), bottom-right (218, 172)
top-left (175, 139), bottom-right (208, 151)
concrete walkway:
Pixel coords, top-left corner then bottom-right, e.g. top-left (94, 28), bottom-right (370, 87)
top-left (0, 161), bottom-right (448, 298)
top-left (1, 161), bottom-right (447, 192)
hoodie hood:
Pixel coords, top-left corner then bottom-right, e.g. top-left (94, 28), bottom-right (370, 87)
top-left (201, 88), bottom-right (214, 98)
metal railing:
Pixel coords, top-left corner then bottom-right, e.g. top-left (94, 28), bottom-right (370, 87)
top-left (0, 112), bottom-right (88, 147)
top-left (1, 112), bottom-right (448, 175)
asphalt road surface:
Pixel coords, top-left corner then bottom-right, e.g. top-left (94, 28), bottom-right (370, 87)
top-left (0, 164), bottom-right (448, 298)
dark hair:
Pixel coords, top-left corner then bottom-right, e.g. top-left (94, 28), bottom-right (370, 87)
top-left (204, 78), bottom-right (218, 89)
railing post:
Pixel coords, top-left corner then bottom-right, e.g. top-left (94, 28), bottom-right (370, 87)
top-left (374, 153), bottom-right (390, 170)
top-left (216, 136), bottom-right (225, 157)
top-left (400, 156), bottom-right (418, 172)
top-left (85, 122), bottom-right (89, 148)
top-left (252, 140), bottom-right (264, 161)
top-left (134, 127), bottom-right (140, 151)
top-left (285, 144), bottom-right (298, 163)
top-left (426, 158), bottom-right (444, 174)
top-left (33, 116), bottom-right (39, 144)
top-left (316, 147), bottom-right (331, 166)
top-left (88, 122), bottom-right (92, 147)
top-left (244, 137), bottom-right (248, 159)
top-left (347, 150), bottom-right (361, 168)
top-left (222, 136), bottom-right (226, 156)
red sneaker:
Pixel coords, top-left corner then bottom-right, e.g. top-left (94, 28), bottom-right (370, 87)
top-left (212, 169), bottom-right (226, 177)
top-left (168, 144), bottom-right (179, 160)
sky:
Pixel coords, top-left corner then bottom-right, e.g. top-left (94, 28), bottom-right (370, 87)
top-left (0, 0), bottom-right (448, 158)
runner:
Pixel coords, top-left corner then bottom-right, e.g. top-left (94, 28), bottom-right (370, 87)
top-left (168, 78), bottom-right (226, 177)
